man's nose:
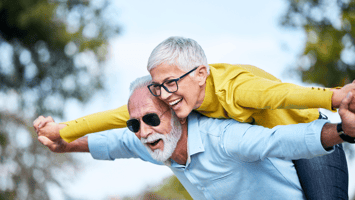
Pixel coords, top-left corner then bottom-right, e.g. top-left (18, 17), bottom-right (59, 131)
top-left (160, 87), bottom-right (172, 100)
top-left (139, 122), bottom-right (153, 139)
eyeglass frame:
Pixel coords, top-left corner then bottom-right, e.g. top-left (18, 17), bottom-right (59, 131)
top-left (147, 66), bottom-right (199, 97)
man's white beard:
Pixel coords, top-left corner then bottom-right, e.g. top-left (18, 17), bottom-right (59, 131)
top-left (141, 113), bottom-right (182, 163)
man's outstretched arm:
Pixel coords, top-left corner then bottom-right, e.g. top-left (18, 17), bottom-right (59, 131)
top-left (37, 125), bottom-right (162, 165)
top-left (224, 91), bottom-right (355, 161)
top-left (37, 135), bottom-right (89, 153)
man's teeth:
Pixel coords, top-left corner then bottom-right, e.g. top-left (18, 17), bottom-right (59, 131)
top-left (169, 98), bottom-right (182, 106)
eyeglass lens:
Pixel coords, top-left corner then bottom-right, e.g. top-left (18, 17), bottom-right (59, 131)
top-left (148, 66), bottom-right (198, 97)
top-left (151, 80), bottom-right (178, 96)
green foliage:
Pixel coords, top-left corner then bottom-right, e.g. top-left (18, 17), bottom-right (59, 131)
top-left (281, 1), bottom-right (355, 198)
top-left (0, 191), bottom-right (16, 200)
top-left (152, 176), bottom-right (192, 200)
top-left (281, 0), bottom-right (355, 87)
top-left (0, 0), bottom-right (120, 117)
top-left (0, 0), bottom-right (120, 199)
top-left (124, 176), bottom-right (192, 200)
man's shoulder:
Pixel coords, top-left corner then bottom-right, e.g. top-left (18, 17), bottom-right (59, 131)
top-left (188, 111), bottom-right (250, 137)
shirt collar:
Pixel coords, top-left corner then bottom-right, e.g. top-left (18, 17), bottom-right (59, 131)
top-left (169, 112), bottom-right (205, 167)
top-left (187, 112), bottom-right (205, 157)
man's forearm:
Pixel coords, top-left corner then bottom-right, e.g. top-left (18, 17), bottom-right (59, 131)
top-left (321, 90), bottom-right (355, 149)
top-left (65, 136), bottom-right (89, 152)
top-left (37, 135), bottom-right (89, 153)
top-left (321, 123), bottom-right (343, 149)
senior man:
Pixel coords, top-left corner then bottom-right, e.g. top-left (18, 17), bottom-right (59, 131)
top-left (39, 36), bottom-right (355, 199)
top-left (35, 75), bottom-right (355, 200)
top-left (36, 36), bottom-right (355, 199)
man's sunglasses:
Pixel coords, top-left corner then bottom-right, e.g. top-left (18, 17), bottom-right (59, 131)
top-left (126, 110), bottom-right (168, 133)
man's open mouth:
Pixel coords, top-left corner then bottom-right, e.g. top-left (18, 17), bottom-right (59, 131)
top-left (148, 139), bottom-right (162, 147)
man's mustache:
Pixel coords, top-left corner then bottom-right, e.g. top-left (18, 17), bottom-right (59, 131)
top-left (141, 133), bottom-right (164, 144)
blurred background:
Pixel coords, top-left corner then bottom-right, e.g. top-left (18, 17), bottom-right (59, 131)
top-left (1, 0), bottom-right (355, 199)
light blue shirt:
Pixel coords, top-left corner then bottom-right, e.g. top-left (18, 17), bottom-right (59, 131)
top-left (88, 112), bottom-right (332, 200)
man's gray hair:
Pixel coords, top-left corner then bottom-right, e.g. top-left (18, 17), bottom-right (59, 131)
top-left (147, 36), bottom-right (210, 74)
top-left (129, 75), bottom-right (152, 98)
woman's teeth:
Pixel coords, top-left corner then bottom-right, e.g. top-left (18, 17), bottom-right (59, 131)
top-left (170, 98), bottom-right (182, 106)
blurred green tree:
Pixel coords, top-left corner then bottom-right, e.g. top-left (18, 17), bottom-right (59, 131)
top-left (280, 1), bottom-right (355, 197)
top-left (0, 0), bottom-right (120, 199)
top-left (124, 176), bottom-right (192, 200)
top-left (280, 0), bottom-right (355, 87)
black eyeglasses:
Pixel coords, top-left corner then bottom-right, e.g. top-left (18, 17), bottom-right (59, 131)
top-left (147, 66), bottom-right (198, 97)
top-left (126, 110), bottom-right (169, 133)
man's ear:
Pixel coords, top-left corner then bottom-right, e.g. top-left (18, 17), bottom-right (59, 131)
top-left (179, 118), bottom-right (187, 125)
top-left (195, 65), bottom-right (208, 86)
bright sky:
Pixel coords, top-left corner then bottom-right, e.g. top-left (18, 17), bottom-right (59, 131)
top-left (48, 0), bottom-right (354, 199)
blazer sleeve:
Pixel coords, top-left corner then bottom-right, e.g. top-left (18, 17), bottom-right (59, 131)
top-left (212, 66), bottom-right (334, 111)
top-left (60, 104), bottom-right (130, 143)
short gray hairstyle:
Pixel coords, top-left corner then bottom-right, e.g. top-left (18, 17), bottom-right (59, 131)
top-left (147, 36), bottom-right (210, 74)
top-left (128, 75), bottom-right (152, 99)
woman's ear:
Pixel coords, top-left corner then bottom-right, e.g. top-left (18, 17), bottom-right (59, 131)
top-left (195, 65), bottom-right (208, 86)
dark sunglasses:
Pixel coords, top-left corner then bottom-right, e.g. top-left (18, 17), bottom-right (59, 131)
top-left (126, 110), bottom-right (168, 133)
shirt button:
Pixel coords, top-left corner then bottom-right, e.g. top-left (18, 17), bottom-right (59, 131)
top-left (201, 187), bottom-right (205, 190)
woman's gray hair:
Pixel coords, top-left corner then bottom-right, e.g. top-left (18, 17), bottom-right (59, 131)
top-left (147, 36), bottom-right (209, 74)
top-left (128, 75), bottom-right (152, 98)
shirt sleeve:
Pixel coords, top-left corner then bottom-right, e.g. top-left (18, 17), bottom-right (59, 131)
top-left (60, 104), bottom-right (130, 143)
top-left (222, 119), bottom-right (333, 162)
top-left (88, 128), bottom-right (162, 165)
